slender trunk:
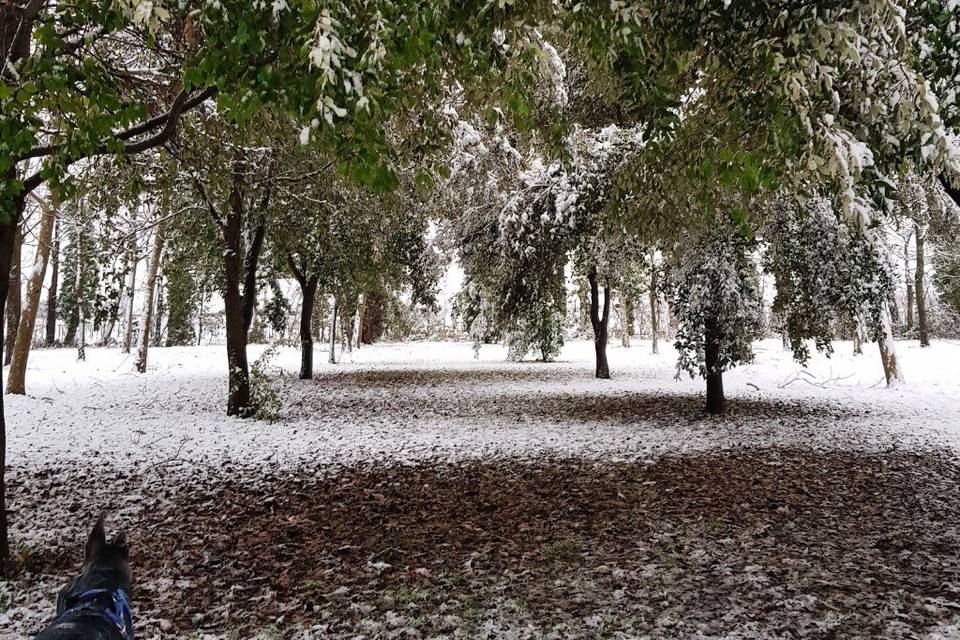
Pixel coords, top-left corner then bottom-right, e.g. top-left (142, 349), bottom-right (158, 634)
top-left (197, 285), bottom-right (205, 346)
top-left (63, 245), bottom-right (82, 348)
top-left (136, 224), bottom-right (165, 373)
top-left (298, 277), bottom-right (318, 379)
top-left (0, 196), bottom-right (24, 576)
top-left (197, 284), bottom-right (207, 347)
top-left (356, 293), bottom-right (364, 350)
top-left (621, 296), bottom-right (632, 348)
top-left (650, 250), bottom-right (659, 355)
top-left (223, 222), bottom-right (251, 416)
top-left (242, 222), bottom-right (266, 335)
top-left (888, 292), bottom-right (900, 327)
top-left (878, 304), bottom-right (903, 386)
top-left (781, 327), bottom-right (790, 351)
top-left (329, 298), bottom-right (338, 365)
top-left (852, 314), bottom-right (864, 355)
top-left (45, 221), bottom-right (60, 346)
top-left (122, 222), bottom-right (138, 353)
top-left (905, 231), bottom-right (914, 331)
top-left (704, 315), bottom-right (725, 414)
top-left (75, 233), bottom-right (86, 361)
top-left (101, 319), bottom-right (116, 346)
top-left (4, 223), bottom-right (21, 364)
top-left (7, 196), bottom-right (56, 394)
top-left (588, 268), bottom-right (611, 379)
top-left (915, 224), bottom-right (929, 347)
top-left (122, 262), bottom-right (137, 353)
top-left (152, 280), bottom-right (164, 347)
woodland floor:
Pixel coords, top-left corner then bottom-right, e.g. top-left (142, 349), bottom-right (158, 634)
top-left (2, 340), bottom-right (960, 639)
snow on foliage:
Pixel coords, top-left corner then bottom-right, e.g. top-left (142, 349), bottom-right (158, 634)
top-left (670, 221), bottom-right (764, 380)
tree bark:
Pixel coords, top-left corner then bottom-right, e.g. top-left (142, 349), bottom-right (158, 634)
top-left (329, 298), bottom-right (338, 365)
top-left (63, 239), bottom-right (82, 348)
top-left (588, 268), bottom-right (610, 379)
top-left (0, 196), bottom-right (25, 575)
top-left (45, 220), bottom-right (59, 346)
top-left (852, 314), bottom-right (864, 356)
top-left (4, 223), bottom-right (21, 364)
top-left (704, 315), bottom-right (725, 414)
top-left (650, 250), bottom-right (659, 355)
top-left (288, 256), bottom-right (319, 380)
top-left (905, 230), bottom-right (914, 332)
top-left (878, 304), bottom-right (904, 386)
top-left (298, 279), bottom-right (318, 379)
top-left (621, 296), bottom-right (633, 348)
top-left (242, 222), bottom-right (266, 335)
top-left (360, 290), bottom-right (386, 344)
top-left (122, 265), bottom-right (138, 353)
top-left (135, 223), bottom-right (166, 373)
top-left (915, 223), bottom-right (929, 347)
top-left (75, 232), bottom-right (87, 361)
top-left (222, 207), bottom-right (251, 416)
top-left (152, 279), bottom-right (164, 347)
top-left (7, 195), bottom-right (56, 394)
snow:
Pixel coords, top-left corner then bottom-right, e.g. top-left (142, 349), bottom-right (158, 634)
top-left (4, 339), bottom-right (960, 639)
top-left (6, 338), bottom-right (960, 475)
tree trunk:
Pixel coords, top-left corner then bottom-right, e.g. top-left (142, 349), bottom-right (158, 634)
top-left (297, 277), bottom-right (318, 379)
top-left (329, 298), bottom-right (338, 365)
top-left (136, 224), bottom-right (165, 373)
top-left (4, 223), bottom-right (21, 364)
top-left (650, 250), bottom-right (659, 355)
top-left (360, 290), bottom-right (386, 344)
top-left (196, 285), bottom-right (205, 346)
top-left (852, 314), bottom-right (864, 355)
top-left (63, 243), bottom-right (82, 348)
top-left (905, 231), bottom-right (914, 332)
top-left (222, 214), bottom-right (251, 416)
top-left (152, 279), bottom-right (164, 347)
top-left (75, 232), bottom-right (86, 361)
top-left (588, 268), bottom-right (611, 379)
top-left (878, 304), bottom-right (904, 386)
top-left (621, 296), bottom-right (633, 348)
top-left (7, 195), bottom-right (56, 394)
top-left (704, 315), bottom-right (725, 414)
top-left (0, 196), bottom-right (24, 576)
top-left (45, 220), bottom-right (59, 346)
top-left (122, 221), bottom-right (138, 353)
top-left (915, 223), bottom-right (929, 347)
top-left (0, 1), bottom-right (41, 572)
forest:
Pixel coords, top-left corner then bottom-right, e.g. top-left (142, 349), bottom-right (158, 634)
top-left (3, 1), bottom-right (960, 638)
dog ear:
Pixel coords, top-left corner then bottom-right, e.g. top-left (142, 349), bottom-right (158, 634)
top-left (84, 516), bottom-right (107, 562)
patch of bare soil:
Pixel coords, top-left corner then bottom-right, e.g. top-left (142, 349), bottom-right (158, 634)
top-left (8, 448), bottom-right (960, 638)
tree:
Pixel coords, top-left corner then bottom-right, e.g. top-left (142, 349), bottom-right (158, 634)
top-left (763, 194), bottom-right (900, 383)
top-left (6, 192), bottom-right (57, 394)
top-left (916, 223), bottom-right (930, 347)
top-left (671, 220), bottom-right (763, 415)
top-left (587, 267), bottom-right (611, 378)
top-left (45, 221), bottom-right (60, 346)
top-left (4, 223), bottom-right (21, 365)
top-left (136, 220), bottom-right (166, 373)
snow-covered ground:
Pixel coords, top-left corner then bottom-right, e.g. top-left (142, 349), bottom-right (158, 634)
top-left (4, 338), bottom-right (960, 639)
top-left (6, 338), bottom-right (960, 472)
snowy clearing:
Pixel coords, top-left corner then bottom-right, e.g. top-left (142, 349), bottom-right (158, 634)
top-left (6, 338), bottom-right (960, 470)
top-left (2, 339), bottom-right (960, 638)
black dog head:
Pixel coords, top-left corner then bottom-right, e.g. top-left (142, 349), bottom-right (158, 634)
top-left (82, 517), bottom-right (129, 577)
top-left (55, 517), bottom-right (132, 615)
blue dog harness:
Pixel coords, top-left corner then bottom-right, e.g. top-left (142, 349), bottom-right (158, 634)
top-left (60, 588), bottom-right (134, 640)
